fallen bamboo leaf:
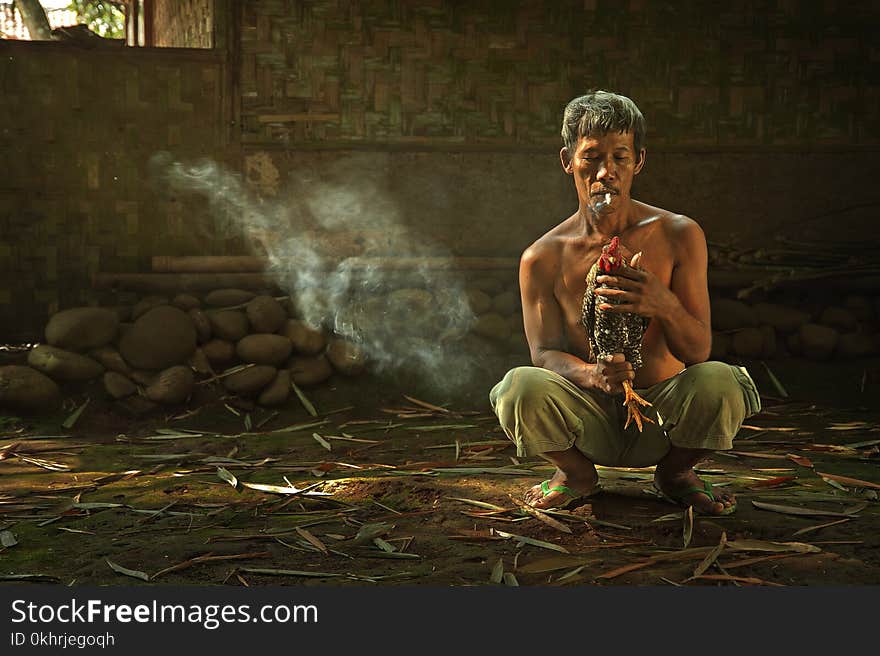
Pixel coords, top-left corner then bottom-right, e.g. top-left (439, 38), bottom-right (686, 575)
top-left (725, 539), bottom-right (821, 554)
top-left (430, 466), bottom-right (534, 475)
top-left (751, 500), bottom-right (857, 518)
top-left (56, 527), bottom-right (96, 535)
top-left (72, 502), bottom-right (126, 510)
top-left (1, 530), bottom-right (18, 547)
top-left (354, 551), bottom-right (421, 560)
top-left (791, 518), bottom-right (852, 537)
top-left (152, 552), bottom-right (270, 579)
top-left (760, 362), bottom-right (788, 398)
top-left (490, 558), bottom-right (504, 583)
top-left (266, 419), bottom-right (331, 434)
top-left (494, 530), bottom-right (569, 553)
top-left (351, 522), bottom-right (394, 545)
top-left (557, 565), bottom-right (588, 582)
top-left (296, 527), bottom-right (328, 554)
top-left (0, 574), bottom-right (60, 582)
top-left (509, 495), bottom-right (571, 533)
top-left (216, 467), bottom-right (239, 490)
top-left (516, 555), bottom-right (595, 574)
top-left (814, 471), bottom-right (880, 490)
top-left (447, 497), bottom-right (509, 511)
top-left (62, 398), bottom-right (90, 429)
top-left (312, 433), bottom-right (332, 451)
top-left (239, 567), bottom-right (343, 579)
top-left (405, 424), bottom-right (477, 431)
top-left (721, 553), bottom-right (808, 569)
top-left (403, 395), bottom-right (451, 414)
top-left (682, 506), bottom-right (694, 549)
top-left (787, 454), bottom-right (814, 468)
top-left (291, 382), bottom-right (318, 417)
top-left (652, 512), bottom-right (685, 523)
top-left (748, 476), bottom-right (797, 489)
top-left (372, 537), bottom-right (396, 553)
top-left (240, 481), bottom-right (327, 496)
top-left (243, 413), bottom-right (252, 432)
top-left (686, 574), bottom-right (784, 586)
top-left (106, 559), bottom-right (150, 581)
top-left (597, 560), bottom-right (656, 580)
top-left (503, 572), bottom-right (519, 586)
top-left (15, 455), bottom-right (71, 472)
top-left (693, 531), bottom-right (727, 578)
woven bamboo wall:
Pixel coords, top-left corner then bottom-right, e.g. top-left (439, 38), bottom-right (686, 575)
top-left (0, 41), bottom-right (229, 339)
top-left (153, 0), bottom-right (214, 48)
top-left (237, 0), bottom-right (879, 147)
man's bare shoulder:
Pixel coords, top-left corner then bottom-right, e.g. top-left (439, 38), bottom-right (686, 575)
top-left (633, 201), bottom-right (706, 249)
top-left (520, 214), bottom-right (578, 272)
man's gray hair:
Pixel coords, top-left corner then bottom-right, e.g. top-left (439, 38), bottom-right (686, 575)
top-left (561, 90), bottom-right (646, 154)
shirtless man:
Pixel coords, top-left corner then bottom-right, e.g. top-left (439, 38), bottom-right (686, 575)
top-left (490, 91), bottom-right (760, 515)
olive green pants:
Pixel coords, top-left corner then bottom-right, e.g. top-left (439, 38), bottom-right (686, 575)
top-left (489, 362), bottom-right (761, 468)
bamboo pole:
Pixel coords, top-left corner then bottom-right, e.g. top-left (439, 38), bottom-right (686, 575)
top-left (92, 273), bottom-right (278, 293)
top-left (151, 255), bottom-right (520, 273)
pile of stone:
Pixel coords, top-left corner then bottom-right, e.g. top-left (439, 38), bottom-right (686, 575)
top-left (710, 294), bottom-right (880, 361)
top-left (463, 273), bottom-right (526, 354)
top-left (0, 289), bottom-right (365, 414)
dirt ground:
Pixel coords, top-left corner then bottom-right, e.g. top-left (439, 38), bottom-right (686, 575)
top-left (2, 351), bottom-right (879, 587)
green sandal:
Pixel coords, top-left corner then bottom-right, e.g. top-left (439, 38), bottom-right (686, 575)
top-left (655, 478), bottom-right (737, 516)
top-left (528, 479), bottom-right (601, 510)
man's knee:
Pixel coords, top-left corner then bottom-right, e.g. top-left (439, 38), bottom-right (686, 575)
top-left (490, 367), bottom-right (557, 418)
top-left (678, 361), bottom-right (748, 415)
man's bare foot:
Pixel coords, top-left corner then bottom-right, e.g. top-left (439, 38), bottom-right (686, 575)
top-left (523, 467), bottom-right (599, 510)
top-left (653, 466), bottom-right (736, 515)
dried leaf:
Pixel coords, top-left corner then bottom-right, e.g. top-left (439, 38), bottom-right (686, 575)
top-left (291, 382), bottom-right (318, 417)
top-left (791, 518), bottom-right (852, 537)
top-left (725, 539), bottom-right (821, 554)
top-left (351, 522), bottom-right (394, 545)
top-left (502, 572), bottom-right (519, 586)
top-left (517, 555), bottom-right (594, 574)
top-left (1, 530), bottom-right (18, 547)
top-left (447, 497), bottom-right (509, 511)
top-left (296, 527), bottom-right (328, 554)
top-left (312, 433), bottom-right (332, 451)
top-left (239, 567), bottom-right (343, 579)
top-left (240, 481), bottom-right (327, 496)
top-left (815, 471), bottom-right (880, 490)
top-left (787, 454), bottom-right (814, 468)
top-left (267, 419), bottom-right (331, 433)
top-left (490, 558), bottom-right (504, 583)
top-left (751, 500), bottom-right (856, 518)
top-left (556, 565), bottom-right (588, 582)
top-left (693, 531), bottom-right (727, 578)
top-left (686, 574), bottom-right (784, 586)
top-left (216, 466), bottom-right (239, 490)
top-left (405, 424), bottom-right (477, 431)
top-left (0, 573), bottom-right (60, 582)
top-left (403, 395), bottom-right (451, 414)
top-left (494, 530), bottom-right (569, 553)
top-left (509, 496), bottom-right (572, 534)
top-left (372, 537), bottom-right (396, 553)
top-left (682, 505), bottom-right (694, 548)
top-left (761, 362), bottom-right (789, 398)
top-left (62, 398), bottom-right (90, 429)
top-left (243, 413), bottom-right (252, 432)
top-left (106, 559), bottom-right (150, 581)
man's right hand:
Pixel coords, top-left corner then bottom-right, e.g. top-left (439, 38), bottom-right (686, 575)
top-left (588, 353), bottom-right (634, 394)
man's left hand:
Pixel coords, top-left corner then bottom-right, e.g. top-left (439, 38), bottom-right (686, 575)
top-left (595, 253), bottom-right (677, 318)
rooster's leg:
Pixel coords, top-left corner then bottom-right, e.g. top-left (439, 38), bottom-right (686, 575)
top-left (622, 380), bottom-right (654, 432)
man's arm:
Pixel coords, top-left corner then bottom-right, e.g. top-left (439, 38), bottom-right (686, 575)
top-left (520, 245), bottom-right (634, 392)
top-left (660, 220), bottom-right (712, 364)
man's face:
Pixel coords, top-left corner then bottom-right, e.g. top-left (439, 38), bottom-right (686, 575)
top-left (560, 131), bottom-right (646, 214)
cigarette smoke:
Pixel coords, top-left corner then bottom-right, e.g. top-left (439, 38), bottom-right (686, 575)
top-left (149, 153), bottom-right (481, 394)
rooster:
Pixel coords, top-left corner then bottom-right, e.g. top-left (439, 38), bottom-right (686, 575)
top-left (581, 236), bottom-right (654, 431)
